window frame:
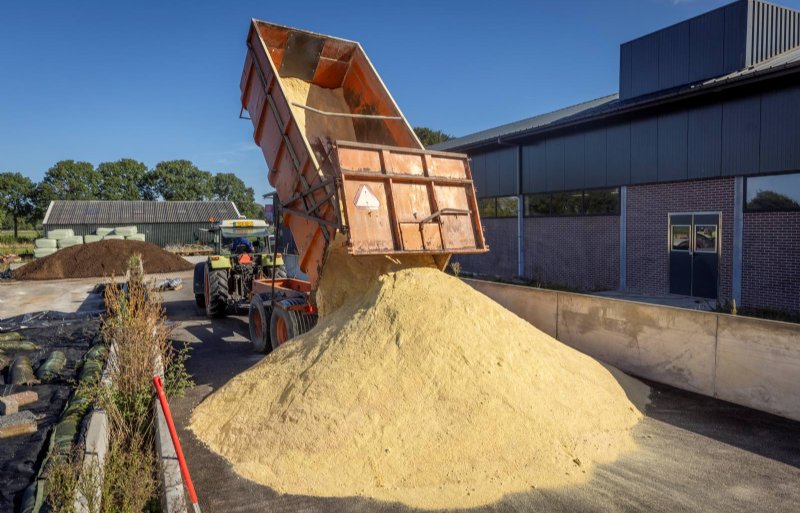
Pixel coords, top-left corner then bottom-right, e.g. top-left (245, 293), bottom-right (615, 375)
top-left (521, 187), bottom-right (621, 218)
top-left (744, 172), bottom-right (800, 213)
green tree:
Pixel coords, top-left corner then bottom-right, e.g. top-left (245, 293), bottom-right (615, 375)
top-left (142, 160), bottom-right (212, 201)
top-left (212, 172), bottom-right (262, 218)
top-left (747, 190), bottom-right (800, 212)
top-left (35, 160), bottom-right (99, 216)
top-left (413, 127), bottom-right (453, 147)
top-left (97, 158), bottom-right (148, 200)
top-left (0, 172), bottom-right (36, 237)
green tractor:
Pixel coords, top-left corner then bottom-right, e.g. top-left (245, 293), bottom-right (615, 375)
top-left (193, 219), bottom-right (286, 318)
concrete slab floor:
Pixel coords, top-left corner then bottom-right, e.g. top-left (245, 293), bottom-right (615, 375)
top-left (164, 285), bottom-right (800, 513)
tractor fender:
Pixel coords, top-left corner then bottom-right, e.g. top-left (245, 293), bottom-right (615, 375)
top-left (208, 255), bottom-right (231, 270)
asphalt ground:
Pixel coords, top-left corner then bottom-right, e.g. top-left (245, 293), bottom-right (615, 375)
top-left (163, 284), bottom-right (800, 513)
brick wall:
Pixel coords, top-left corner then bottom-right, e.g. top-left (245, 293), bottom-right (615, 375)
top-left (626, 178), bottom-right (735, 301)
top-left (742, 211), bottom-right (800, 314)
top-left (524, 216), bottom-right (619, 291)
top-left (454, 216), bottom-right (619, 291)
top-left (455, 217), bottom-right (517, 278)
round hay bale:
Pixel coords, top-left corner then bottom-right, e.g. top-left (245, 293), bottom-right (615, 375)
top-left (34, 238), bottom-right (57, 249)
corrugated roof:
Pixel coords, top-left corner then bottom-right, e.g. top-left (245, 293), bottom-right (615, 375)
top-left (434, 44), bottom-right (800, 153)
top-left (43, 201), bottom-right (242, 225)
top-left (430, 94), bottom-right (618, 151)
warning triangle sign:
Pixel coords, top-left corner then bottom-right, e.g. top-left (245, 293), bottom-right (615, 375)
top-left (354, 184), bottom-right (380, 210)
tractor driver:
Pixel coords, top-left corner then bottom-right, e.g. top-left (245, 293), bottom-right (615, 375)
top-left (230, 237), bottom-right (254, 254)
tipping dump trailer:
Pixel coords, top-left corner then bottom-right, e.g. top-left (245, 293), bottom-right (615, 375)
top-left (240, 20), bottom-right (488, 351)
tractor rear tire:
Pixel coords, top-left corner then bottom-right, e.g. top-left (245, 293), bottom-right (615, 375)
top-left (249, 294), bottom-right (273, 354)
top-left (269, 297), bottom-right (318, 349)
top-left (193, 262), bottom-right (206, 308)
top-left (204, 264), bottom-right (230, 319)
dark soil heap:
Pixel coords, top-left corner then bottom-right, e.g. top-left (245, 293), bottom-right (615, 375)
top-left (14, 240), bottom-right (193, 280)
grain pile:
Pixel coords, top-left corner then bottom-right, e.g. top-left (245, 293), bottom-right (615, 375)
top-left (191, 244), bottom-right (649, 509)
top-left (282, 77), bottom-right (357, 146)
top-left (14, 240), bottom-right (192, 280)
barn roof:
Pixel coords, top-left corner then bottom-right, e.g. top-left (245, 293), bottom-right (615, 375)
top-left (43, 200), bottom-right (242, 225)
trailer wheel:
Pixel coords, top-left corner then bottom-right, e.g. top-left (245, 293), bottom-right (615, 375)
top-left (204, 264), bottom-right (230, 319)
top-left (249, 294), bottom-right (273, 354)
top-left (269, 297), bottom-right (318, 349)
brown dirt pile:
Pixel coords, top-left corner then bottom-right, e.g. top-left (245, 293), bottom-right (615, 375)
top-left (282, 77), bottom-right (357, 147)
top-left (14, 240), bottom-right (192, 280)
top-left (191, 244), bottom-right (649, 509)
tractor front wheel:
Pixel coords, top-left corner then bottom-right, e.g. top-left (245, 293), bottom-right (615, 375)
top-left (204, 264), bottom-right (230, 319)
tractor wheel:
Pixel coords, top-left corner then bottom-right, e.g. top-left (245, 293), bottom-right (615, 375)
top-left (249, 294), bottom-right (273, 354)
top-left (195, 294), bottom-right (205, 308)
top-left (269, 297), bottom-right (318, 349)
top-left (204, 264), bottom-right (230, 319)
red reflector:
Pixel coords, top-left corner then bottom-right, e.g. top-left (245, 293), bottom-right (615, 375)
top-left (304, 304), bottom-right (317, 314)
top-left (211, 256), bottom-right (219, 261)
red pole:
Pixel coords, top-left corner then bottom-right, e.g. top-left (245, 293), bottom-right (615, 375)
top-left (153, 375), bottom-right (202, 513)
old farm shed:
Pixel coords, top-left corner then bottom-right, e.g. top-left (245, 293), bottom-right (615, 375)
top-left (42, 200), bottom-right (242, 247)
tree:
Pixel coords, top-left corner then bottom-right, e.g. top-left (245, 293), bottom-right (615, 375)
top-left (0, 172), bottom-right (36, 237)
top-left (97, 158), bottom-right (148, 200)
top-left (212, 172), bottom-right (262, 218)
top-left (142, 160), bottom-right (212, 201)
top-left (746, 190), bottom-right (800, 212)
top-left (413, 127), bottom-right (453, 147)
top-left (35, 160), bottom-right (99, 217)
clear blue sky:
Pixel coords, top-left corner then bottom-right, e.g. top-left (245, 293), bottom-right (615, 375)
top-left (3, 0), bottom-right (798, 201)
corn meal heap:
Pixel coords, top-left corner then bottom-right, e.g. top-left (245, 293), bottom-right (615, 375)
top-left (191, 245), bottom-right (649, 509)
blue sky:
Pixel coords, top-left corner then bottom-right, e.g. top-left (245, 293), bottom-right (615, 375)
top-left (3, 0), bottom-right (798, 200)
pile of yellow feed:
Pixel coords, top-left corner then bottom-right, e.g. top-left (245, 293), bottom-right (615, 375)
top-left (191, 245), bottom-right (649, 509)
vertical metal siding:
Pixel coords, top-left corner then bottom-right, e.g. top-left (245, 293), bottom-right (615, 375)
top-left (659, 21), bottom-right (691, 90)
top-left (759, 84), bottom-right (800, 173)
top-left (498, 147), bottom-right (519, 196)
top-left (545, 137), bottom-right (566, 191)
top-left (749, 0), bottom-right (800, 65)
top-left (688, 103), bottom-right (723, 179)
top-left (584, 128), bottom-right (607, 188)
top-left (522, 141), bottom-right (547, 193)
top-left (630, 117), bottom-right (659, 184)
top-left (657, 111), bottom-right (689, 182)
top-left (689, 8), bottom-right (726, 82)
top-left (619, 43), bottom-right (633, 99)
top-left (630, 34), bottom-right (660, 97)
top-left (483, 150), bottom-right (501, 197)
top-left (724, 0), bottom-right (749, 71)
top-left (563, 133), bottom-right (585, 190)
top-left (606, 123), bottom-right (632, 186)
top-left (721, 95), bottom-right (761, 176)
top-left (470, 153), bottom-right (487, 198)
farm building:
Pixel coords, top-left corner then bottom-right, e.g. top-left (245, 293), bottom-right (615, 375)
top-left (434, 0), bottom-right (800, 315)
top-left (42, 200), bottom-right (242, 247)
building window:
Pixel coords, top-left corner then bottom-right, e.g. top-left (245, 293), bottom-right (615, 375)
top-left (478, 198), bottom-right (496, 217)
top-left (496, 196), bottom-right (518, 217)
top-left (524, 193), bottom-right (550, 216)
top-left (585, 188), bottom-right (620, 214)
top-left (745, 173), bottom-right (800, 212)
top-left (521, 187), bottom-right (620, 217)
top-left (478, 196), bottom-right (518, 218)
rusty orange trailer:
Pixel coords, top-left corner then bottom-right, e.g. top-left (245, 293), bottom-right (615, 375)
top-left (240, 20), bottom-right (487, 350)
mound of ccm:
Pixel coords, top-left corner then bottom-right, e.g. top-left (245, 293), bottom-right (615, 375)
top-left (191, 244), bottom-right (649, 509)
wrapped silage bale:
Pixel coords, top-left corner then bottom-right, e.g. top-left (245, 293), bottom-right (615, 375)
top-left (46, 229), bottom-right (74, 240)
top-left (103, 235), bottom-right (124, 240)
top-left (34, 238), bottom-right (57, 249)
top-left (125, 233), bottom-right (146, 242)
top-left (113, 226), bottom-right (137, 237)
top-left (34, 248), bottom-right (57, 259)
top-left (57, 236), bottom-right (84, 249)
top-left (95, 227), bottom-right (114, 237)
top-left (84, 234), bottom-right (103, 243)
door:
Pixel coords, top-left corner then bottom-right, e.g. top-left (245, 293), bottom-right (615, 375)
top-left (668, 213), bottom-right (720, 299)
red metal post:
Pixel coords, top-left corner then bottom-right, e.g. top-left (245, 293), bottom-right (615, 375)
top-left (153, 375), bottom-right (201, 513)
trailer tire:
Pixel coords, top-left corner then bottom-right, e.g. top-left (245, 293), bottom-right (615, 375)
top-left (204, 264), bottom-right (229, 319)
top-left (249, 294), bottom-right (273, 354)
top-left (269, 298), bottom-right (318, 349)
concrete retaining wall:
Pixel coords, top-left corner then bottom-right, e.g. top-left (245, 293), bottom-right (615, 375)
top-left (464, 278), bottom-right (800, 422)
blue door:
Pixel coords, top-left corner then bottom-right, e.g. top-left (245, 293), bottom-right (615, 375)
top-left (669, 213), bottom-right (720, 299)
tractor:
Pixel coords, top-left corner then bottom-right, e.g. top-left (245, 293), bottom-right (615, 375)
top-left (192, 219), bottom-right (286, 318)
